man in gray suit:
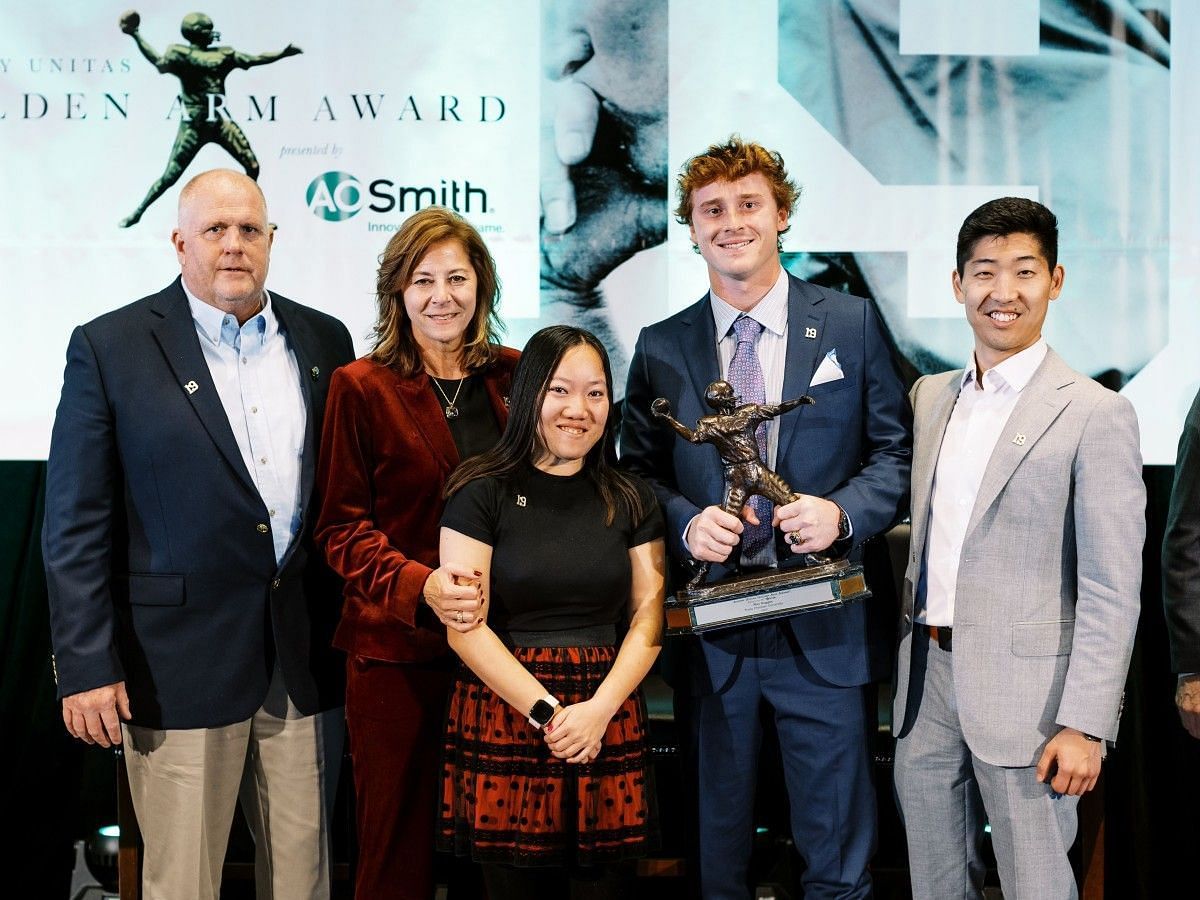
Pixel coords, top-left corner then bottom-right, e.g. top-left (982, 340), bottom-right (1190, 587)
top-left (892, 197), bottom-right (1144, 898)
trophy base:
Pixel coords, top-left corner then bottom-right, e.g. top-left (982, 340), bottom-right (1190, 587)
top-left (664, 559), bottom-right (871, 636)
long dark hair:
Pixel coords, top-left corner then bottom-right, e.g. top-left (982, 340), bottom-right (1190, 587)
top-left (445, 325), bottom-right (646, 526)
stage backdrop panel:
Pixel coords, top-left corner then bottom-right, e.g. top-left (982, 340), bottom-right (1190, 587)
top-left (0, 0), bottom-right (1191, 462)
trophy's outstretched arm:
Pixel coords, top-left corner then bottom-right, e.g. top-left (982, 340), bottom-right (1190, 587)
top-left (777, 394), bottom-right (816, 415)
top-left (758, 394), bottom-right (816, 420)
top-left (242, 44), bottom-right (304, 67)
top-left (651, 398), bottom-right (698, 443)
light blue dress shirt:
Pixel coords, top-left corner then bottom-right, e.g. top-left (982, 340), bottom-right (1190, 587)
top-left (186, 288), bottom-right (306, 565)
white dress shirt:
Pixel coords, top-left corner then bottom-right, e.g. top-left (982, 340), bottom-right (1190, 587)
top-left (186, 288), bottom-right (307, 566)
top-left (917, 339), bottom-right (1048, 626)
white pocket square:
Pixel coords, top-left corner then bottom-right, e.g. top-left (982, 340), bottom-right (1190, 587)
top-left (809, 349), bottom-right (844, 388)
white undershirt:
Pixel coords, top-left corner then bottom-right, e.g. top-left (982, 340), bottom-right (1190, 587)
top-left (917, 339), bottom-right (1047, 626)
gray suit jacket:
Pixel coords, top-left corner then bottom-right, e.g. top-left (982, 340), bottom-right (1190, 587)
top-left (893, 348), bottom-right (1144, 766)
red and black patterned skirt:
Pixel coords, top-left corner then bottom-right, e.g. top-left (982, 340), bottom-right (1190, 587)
top-left (437, 642), bottom-right (659, 867)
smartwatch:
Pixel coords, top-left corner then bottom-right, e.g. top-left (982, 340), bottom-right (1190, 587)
top-left (527, 696), bottom-right (560, 730)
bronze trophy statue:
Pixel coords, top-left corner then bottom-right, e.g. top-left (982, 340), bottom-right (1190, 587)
top-left (652, 380), bottom-right (815, 588)
top-left (652, 380), bottom-right (871, 634)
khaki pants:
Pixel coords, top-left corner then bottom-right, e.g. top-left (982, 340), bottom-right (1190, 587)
top-left (122, 670), bottom-right (330, 900)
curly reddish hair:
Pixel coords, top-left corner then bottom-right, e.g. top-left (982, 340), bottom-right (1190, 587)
top-left (674, 135), bottom-right (800, 234)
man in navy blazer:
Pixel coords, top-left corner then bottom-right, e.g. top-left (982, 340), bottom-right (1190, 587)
top-left (43, 169), bottom-right (354, 899)
top-left (622, 137), bottom-right (911, 898)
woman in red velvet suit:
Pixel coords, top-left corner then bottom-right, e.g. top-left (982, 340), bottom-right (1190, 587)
top-left (316, 206), bottom-right (519, 900)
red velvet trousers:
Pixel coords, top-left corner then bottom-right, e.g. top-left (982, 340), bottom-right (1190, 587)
top-left (346, 654), bottom-right (453, 900)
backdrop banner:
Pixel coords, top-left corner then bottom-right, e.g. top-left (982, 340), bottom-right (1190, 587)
top-left (0, 1), bottom-right (1188, 462)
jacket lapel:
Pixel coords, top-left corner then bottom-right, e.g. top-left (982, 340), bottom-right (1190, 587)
top-left (964, 350), bottom-right (1074, 541)
top-left (148, 279), bottom-right (258, 495)
top-left (272, 295), bottom-right (319, 519)
top-left (778, 275), bottom-right (827, 463)
top-left (910, 372), bottom-right (962, 563)
top-left (678, 297), bottom-right (722, 414)
top-left (483, 362), bottom-right (513, 426)
top-left (395, 372), bottom-right (461, 471)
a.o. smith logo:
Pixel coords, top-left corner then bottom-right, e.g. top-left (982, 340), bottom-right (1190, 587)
top-left (307, 172), bottom-right (362, 221)
top-left (307, 171), bottom-right (491, 223)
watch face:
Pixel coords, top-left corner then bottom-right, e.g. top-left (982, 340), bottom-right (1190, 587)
top-left (529, 699), bottom-right (556, 726)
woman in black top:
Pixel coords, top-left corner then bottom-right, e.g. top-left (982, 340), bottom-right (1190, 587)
top-left (438, 325), bottom-right (666, 898)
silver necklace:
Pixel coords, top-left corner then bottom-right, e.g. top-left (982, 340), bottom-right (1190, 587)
top-left (430, 374), bottom-right (466, 419)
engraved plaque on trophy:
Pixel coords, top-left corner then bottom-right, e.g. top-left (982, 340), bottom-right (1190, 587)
top-left (652, 381), bottom-right (872, 636)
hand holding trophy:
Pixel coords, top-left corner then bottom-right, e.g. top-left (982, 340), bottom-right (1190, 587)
top-left (652, 381), bottom-right (870, 634)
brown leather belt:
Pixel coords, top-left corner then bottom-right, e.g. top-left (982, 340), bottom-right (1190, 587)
top-left (917, 622), bottom-right (953, 652)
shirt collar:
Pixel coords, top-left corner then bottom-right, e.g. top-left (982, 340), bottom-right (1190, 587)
top-left (184, 283), bottom-right (275, 348)
top-left (960, 338), bottom-right (1048, 393)
top-left (709, 266), bottom-right (789, 341)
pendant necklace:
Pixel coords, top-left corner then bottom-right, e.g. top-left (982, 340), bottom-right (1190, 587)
top-left (431, 374), bottom-right (466, 419)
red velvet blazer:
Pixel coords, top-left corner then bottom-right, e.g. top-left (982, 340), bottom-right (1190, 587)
top-left (316, 348), bottom-right (519, 663)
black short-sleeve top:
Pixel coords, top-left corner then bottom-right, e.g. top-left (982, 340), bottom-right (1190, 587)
top-left (440, 463), bottom-right (664, 633)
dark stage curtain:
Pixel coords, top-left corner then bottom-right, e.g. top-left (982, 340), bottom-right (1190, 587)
top-left (1, 461), bottom-right (90, 899)
top-left (1103, 466), bottom-right (1200, 898)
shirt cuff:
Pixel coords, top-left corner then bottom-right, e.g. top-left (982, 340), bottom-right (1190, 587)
top-left (682, 514), bottom-right (700, 555)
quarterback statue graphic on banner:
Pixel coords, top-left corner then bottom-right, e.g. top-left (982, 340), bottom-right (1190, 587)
top-left (117, 10), bottom-right (302, 227)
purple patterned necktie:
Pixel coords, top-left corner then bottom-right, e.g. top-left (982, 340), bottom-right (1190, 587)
top-left (728, 315), bottom-right (773, 563)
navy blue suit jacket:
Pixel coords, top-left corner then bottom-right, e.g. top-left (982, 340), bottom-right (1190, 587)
top-left (43, 277), bottom-right (355, 730)
top-left (621, 273), bottom-right (912, 692)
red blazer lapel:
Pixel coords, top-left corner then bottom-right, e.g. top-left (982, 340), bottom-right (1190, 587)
top-left (483, 348), bottom-right (518, 425)
top-left (394, 374), bottom-right (461, 470)
top-left (395, 347), bottom-right (519, 471)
